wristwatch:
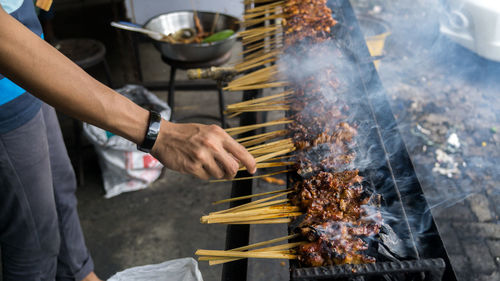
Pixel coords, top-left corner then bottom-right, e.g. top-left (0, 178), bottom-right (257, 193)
top-left (137, 110), bottom-right (162, 153)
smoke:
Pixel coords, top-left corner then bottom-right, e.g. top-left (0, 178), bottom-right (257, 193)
top-left (280, 0), bottom-right (500, 263)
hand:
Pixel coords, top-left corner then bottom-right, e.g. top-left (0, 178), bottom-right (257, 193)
top-left (151, 121), bottom-right (256, 180)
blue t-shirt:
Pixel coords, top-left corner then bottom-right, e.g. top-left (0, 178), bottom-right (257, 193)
top-left (0, 0), bottom-right (43, 133)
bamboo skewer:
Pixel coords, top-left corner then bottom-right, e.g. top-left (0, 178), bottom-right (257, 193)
top-left (225, 119), bottom-right (291, 135)
top-left (228, 218), bottom-right (292, 224)
top-left (247, 138), bottom-right (292, 152)
top-left (243, 14), bottom-right (284, 27)
top-left (254, 147), bottom-right (295, 163)
top-left (212, 188), bottom-right (291, 205)
top-left (239, 161), bottom-right (294, 171)
top-left (210, 169), bottom-right (291, 182)
top-left (241, 40), bottom-right (282, 55)
top-left (227, 91), bottom-right (293, 109)
top-left (224, 81), bottom-right (290, 91)
top-left (196, 250), bottom-right (296, 260)
top-left (211, 199), bottom-right (291, 217)
top-left (235, 129), bottom-right (287, 142)
top-left (244, 1), bottom-right (285, 13)
top-left (202, 241), bottom-right (306, 265)
top-left (212, 191), bottom-right (293, 214)
top-left (202, 205), bottom-right (300, 222)
top-left (202, 211), bottom-right (302, 224)
top-left (243, 7), bottom-right (282, 20)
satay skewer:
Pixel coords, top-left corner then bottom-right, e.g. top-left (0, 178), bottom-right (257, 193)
top-left (225, 119), bottom-right (291, 135)
top-left (212, 188), bottom-right (291, 205)
top-left (196, 250), bottom-right (296, 260)
top-left (210, 169), bottom-right (291, 183)
top-left (227, 90), bottom-right (293, 109)
top-left (211, 191), bottom-right (293, 214)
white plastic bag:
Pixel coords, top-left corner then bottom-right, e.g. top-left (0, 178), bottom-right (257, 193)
top-left (83, 85), bottom-right (171, 198)
top-left (107, 258), bottom-right (204, 281)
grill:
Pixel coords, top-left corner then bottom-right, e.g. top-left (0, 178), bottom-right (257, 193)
top-left (221, 0), bottom-right (457, 280)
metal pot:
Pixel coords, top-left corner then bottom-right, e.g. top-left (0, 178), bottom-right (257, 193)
top-left (143, 11), bottom-right (240, 62)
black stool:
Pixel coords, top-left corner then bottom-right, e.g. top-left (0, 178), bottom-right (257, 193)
top-left (57, 38), bottom-right (113, 186)
top-left (161, 52), bottom-right (231, 128)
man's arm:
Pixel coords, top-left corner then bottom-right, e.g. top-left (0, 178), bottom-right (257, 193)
top-left (0, 7), bottom-right (255, 179)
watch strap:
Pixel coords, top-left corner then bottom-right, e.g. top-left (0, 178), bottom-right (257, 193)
top-left (137, 111), bottom-right (162, 153)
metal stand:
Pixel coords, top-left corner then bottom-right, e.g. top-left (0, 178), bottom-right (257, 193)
top-left (161, 53), bottom-right (231, 127)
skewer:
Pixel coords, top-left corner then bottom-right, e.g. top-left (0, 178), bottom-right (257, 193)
top-left (254, 147), bottom-right (295, 163)
top-left (225, 119), bottom-right (291, 135)
top-left (196, 249), bottom-right (296, 260)
top-left (241, 132), bottom-right (287, 147)
top-left (227, 90), bottom-right (293, 109)
top-left (224, 81), bottom-right (290, 91)
top-left (202, 211), bottom-right (302, 224)
top-left (244, 1), bottom-right (285, 13)
top-left (210, 169), bottom-right (291, 183)
top-left (222, 198), bottom-right (291, 213)
top-left (202, 241), bottom-right (306, 265)
top-left (212, 191), bottom-right (293, 214)
top-left (247, 138), bottom-right (292, 152)
top-left (243, 14), bottom-right (284, 27)
top-left (235, 129), bottom-right (287, 142)
top-left (243, 7), bottom-right (282, 19)
top-left (202, 205), bottom-right (300, 222)
top-left (212, 188), bottom-right (291, 205)
top-left (227, 218), bottom-right (292, 224)
top-left (239, 161), bottom-right (294, 171)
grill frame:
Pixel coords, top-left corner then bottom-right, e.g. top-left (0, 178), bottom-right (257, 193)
top-left (222, 0), bottom-right (457, 280)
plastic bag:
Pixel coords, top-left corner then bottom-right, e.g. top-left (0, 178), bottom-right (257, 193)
top-left (107, 258), bottom-right (203, 281)
top-left (83, 85), bottom-right (171, 198)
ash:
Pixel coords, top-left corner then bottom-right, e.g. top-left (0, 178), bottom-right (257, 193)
top-left (352, 0), bottom-right (500, 280)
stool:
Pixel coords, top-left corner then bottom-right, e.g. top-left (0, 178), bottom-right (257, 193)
top-left (56, 38), bottom-right (113, 186)
top-left (161, 52), bottom-right (231, 128)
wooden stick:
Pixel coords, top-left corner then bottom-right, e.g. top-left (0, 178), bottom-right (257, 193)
top-left (224, 81), bottom-right (290, 91)
top-left (241, 134), bottom-right (288, 147)
top-left (250, 144), bottom-right (294, 156)
top-left (206, 242), bottom-right (306, 265)
top-left (247, 138), bottom-right (292, 152)
top-left (210, 191), bottom-right (293, 214)
top-left (227, 218), bottom-right (292, 224)
top-left (218, 199), bottom-right (290, 214)
top-left (239, 161), bottom-right (294, 171)
top-left (203, 212), bottom-right (302, 224)
top-left (212, 191), bottom-right (293, 214)
top-left (243, 14), bottom-right (284, 27)
top-left (243, 7), bottom-right (281, 19)
top-left (235, 129), bottom-right (287, 142)
top-left (244, 1), bottom-right (285, 13)
top-left (202, 205), bottom-right (300, 222)
top-left (228, 99), bottom-right (289, 109)
top-left (240, 40), bottom-right (281, 56)
top-left (196, 249), bottom-right (296, 260)
top-left (254, 148), bottom-right (295, 163)
top-left (225, 119), bottom-right (291, 135)
top-left (212, 188), bottom-right (291, 205)
top-left (227, 91), bottom-right (293, 109)
top-left (210, 169), bottom-right (291, 182)
top-left (231, 234), bottom-right (299, 251)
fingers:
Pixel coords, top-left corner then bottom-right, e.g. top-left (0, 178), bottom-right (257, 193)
top-left (214, 151), bottom-right (239, 179)
top-left (190, 163), bottom-right (212, 180)
top-left (202, 157), bottom-right (226, 179)
top-left (222, 136), bottom-right (257, 174)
